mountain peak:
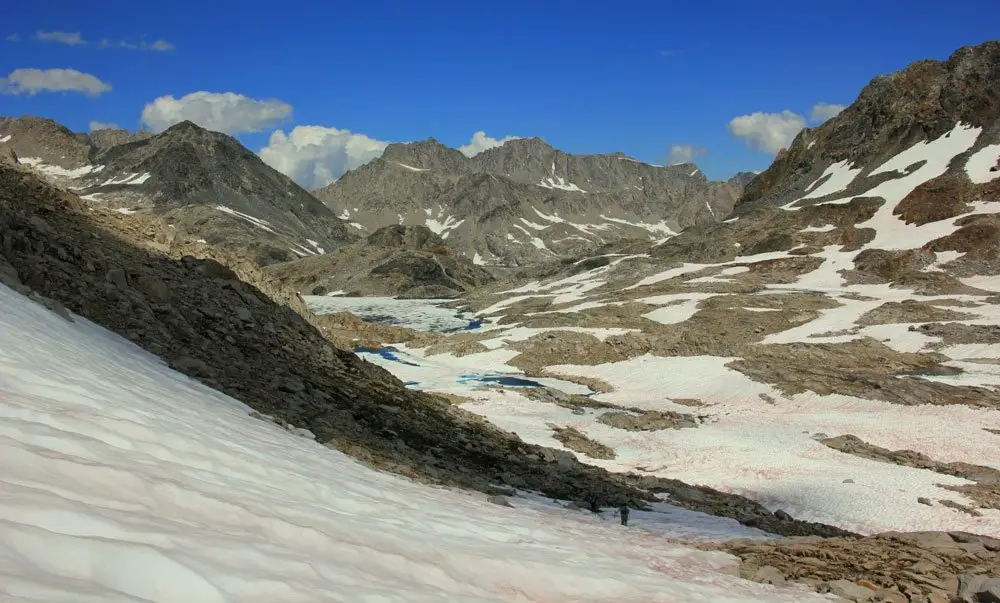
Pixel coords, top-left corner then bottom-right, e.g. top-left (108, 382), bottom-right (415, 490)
top-left (496, 136), bottom-right (554, 152)
top-left (380, 138), bottom-right (469, 171)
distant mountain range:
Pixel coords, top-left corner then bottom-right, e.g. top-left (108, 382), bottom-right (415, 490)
top-left (0, 117), bottom-right (752, 269)
top-left (315, 136), bottom-right (752, 266)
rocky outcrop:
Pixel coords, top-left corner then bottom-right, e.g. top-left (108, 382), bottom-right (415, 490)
top-left (264, 225), bottom-right (494, 298)
top-left (549, 425), bottom-right (617, 459)
top-left (0, 116), bottom-right (92, 169)
top-left (713, 531), bottom-right (1000, 602)
top-left (598, 409), bottom-right (697, 431)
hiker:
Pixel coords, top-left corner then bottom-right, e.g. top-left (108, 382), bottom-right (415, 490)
top-left (619, 503), bottom-right (630, 526)
top-left (589, 498), bottom-right (600, 514)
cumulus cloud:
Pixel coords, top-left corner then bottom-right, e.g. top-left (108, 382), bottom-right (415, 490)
top-left (458, 131), bottom-right (520, 157)
top-left (1, 68), bottom-right (111, 97)
top-left (810, 102), bottom-right (846, 124)
top-left (140, 91), bottom-right (292, 135)
top-left (727, 110), bottom-right (807, 154)
top-left (35, 30), bottom-right (85, 45)
top-left (666, 144), bottom-right (706, 165)
top-left (89, 121), bottom-right (119, 131)
top-left (259, 126), bottom-right (390, 189)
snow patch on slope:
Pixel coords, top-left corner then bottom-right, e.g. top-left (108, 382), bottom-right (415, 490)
top-left (396, 162), bottom-right (429, 172)
top-left (965, 143), bottom-right (1000, 184)
top-left (20, 157), bottom-right (104, 179)
top-left (799, 160), bottom-right (862, 201)
top-left (214, 205), bottom-right (278, 234)
top-left (425, 214), bottom-right (465, 238)
top-left (538, 175), bottom-right (587, 193)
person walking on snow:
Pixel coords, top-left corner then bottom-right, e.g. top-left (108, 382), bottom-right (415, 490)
top-left (619, 503), bottom-right (630, 526)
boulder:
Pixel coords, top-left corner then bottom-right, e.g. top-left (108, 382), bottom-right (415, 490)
top-left (170, 355), bottom-right (215, 378)
top-left (825, 579), bottom-right (875, 601)
top-left (137, 276), bottom-right (171, 303)
top-left (487, 495), bottom-right (513, 508)
top-left (957, 574), bottom-right (1000, 603)
top-left (106, 268), bottom-right (130, 290)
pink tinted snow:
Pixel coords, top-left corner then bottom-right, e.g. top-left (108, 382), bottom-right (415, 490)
top-left (0, 283), bottom-right (829, 603)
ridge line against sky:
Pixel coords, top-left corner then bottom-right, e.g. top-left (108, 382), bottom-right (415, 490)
top-left (1, 0), bottom-right (997, 187)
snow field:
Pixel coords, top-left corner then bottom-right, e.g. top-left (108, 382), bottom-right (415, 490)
top-left (0, 284), bottom-right (836, 602)
top-left (482, 355), bottom-right (1000, 535)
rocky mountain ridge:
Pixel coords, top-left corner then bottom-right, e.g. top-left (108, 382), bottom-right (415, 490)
top-left (0, 117), bottom-right (357, 266)
top-left (315, 136), bottom-right (746, 266)
top-left (736, 40), bottom-right (1000, 216)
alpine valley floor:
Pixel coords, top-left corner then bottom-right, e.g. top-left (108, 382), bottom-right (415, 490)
top-left (346, 122), bottom-right (1000, 538)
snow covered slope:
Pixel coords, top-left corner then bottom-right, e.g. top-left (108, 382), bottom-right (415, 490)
top-left (0, 283), bottom-right (832, 602)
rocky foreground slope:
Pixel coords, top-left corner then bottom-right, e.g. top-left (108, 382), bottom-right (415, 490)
top-left (315, 136), bottom-right (750, 266)
top-left (0, 117), bottom-right (355, 266)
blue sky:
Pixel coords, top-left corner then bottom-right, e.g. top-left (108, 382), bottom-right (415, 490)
top-left (1, 0), bottom-right (997, 187)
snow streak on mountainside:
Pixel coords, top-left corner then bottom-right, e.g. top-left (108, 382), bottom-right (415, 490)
top-left (0, 283), bottom-right (829, 603)
top-left (314, 138), bottom-right (751, 266)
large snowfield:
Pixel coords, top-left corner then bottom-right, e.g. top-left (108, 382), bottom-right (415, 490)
top-left (0, 284), bottom-right (833, 602)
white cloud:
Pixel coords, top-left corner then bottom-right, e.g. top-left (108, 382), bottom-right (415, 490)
top-left (89, 121), bottom-right (119, 131)
top-left (35, 30), bottom-right (85, 46)
top-left (149, 39), bottom-right (175, 51)
top-left (6, 33), bottom-right (19, 42)
top-left (30, 31), bottom-right (173, 51)
top-left (727, 110), bottom-right (806, 154)
top-left (259, 126), bottom-right (390, 189)
top-left (0, 68), bottom-right (111, 97)
top-left (810, 102), bottom-right (846, 124)
top-left (101, 38), bottom-right (176, 51)
top-left (140, 91), bottom-right (292, 135)
top-left (458, 131), bottom-right (520, 157)
top-left (666, 144), bottom-right (705, 165)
